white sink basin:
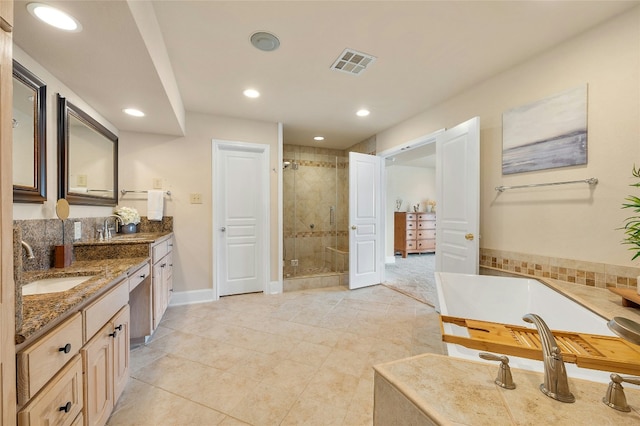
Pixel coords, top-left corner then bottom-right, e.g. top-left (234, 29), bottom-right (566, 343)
top-left (22, 276), bottom-right (95, 296)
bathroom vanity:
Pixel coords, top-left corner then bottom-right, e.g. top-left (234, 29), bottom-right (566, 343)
top-left (15, 231), bottom-right (173, 426)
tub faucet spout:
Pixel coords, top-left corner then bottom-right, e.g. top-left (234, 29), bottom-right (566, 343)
top-left (522, 313), bottom-right (575, 403)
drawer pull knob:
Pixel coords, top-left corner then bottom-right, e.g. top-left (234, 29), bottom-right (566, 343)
top-left (115, 324), bottom-right (123, 331)
top-left (109, 330), bottom-right (118, 338)
top-left (58, 343), bottom-right (72, 354)
top-left (59, 401), bottom-right (72, 413)
top-left (139, 274), bottom-right (146, 278)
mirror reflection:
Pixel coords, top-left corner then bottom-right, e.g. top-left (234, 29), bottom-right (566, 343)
top-left (13, 60), bottom-right (46, 203)
top-left (58, 94), bottom-right (118, 206)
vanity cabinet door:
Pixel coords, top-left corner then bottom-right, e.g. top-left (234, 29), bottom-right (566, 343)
top-left (82, 322), bottom-right (113, 426)
top-left (112, 305), bottom-right (130, 403)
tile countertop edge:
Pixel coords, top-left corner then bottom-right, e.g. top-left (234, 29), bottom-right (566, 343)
top-left (16, 257), bottom-right (150, 347)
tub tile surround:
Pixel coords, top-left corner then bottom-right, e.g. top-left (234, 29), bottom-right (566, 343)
top-left (480, 248), bottom-right (640, 290)
top-left (374, 354), bottom-right (640, 425)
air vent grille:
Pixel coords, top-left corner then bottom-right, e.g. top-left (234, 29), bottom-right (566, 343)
top-left (330, 48), bottom-right (376, 75)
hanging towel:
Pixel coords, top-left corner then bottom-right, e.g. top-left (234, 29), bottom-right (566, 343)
top-left (147, 190), bottom-right (164, 221)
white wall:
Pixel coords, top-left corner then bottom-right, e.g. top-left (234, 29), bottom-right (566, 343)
top-left (376, 7), bottom-right (640, 267)
top-left (119, 112), bottom-right (280, 293)
top-left (12, 46), bottom-right (118, 220)
top-left (385, 164), bottom-right (436, 259)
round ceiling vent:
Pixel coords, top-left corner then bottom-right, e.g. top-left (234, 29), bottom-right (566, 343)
top-left (250, 31), bottom-right (280, 52)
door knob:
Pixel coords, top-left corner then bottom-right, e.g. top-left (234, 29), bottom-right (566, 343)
top-left (220, 227), bottom-right (226, 232)
top-left (465, 233), bottom-right (474, 241)
top-left (351, 225), bottom-right (357, 230)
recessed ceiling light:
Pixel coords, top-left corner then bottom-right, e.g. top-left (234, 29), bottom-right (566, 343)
top-left (243, 89), bottom-right (260, 98)
top-left (314, 136), bottom-right (324, 141)
top-left (122, 108), bottom-right (145, 117)
top-left (250, 31), bottom-right (280, 52)
top-left (356, 109), bottom-right (370, 117)
top-left (27, 3), bottom-right (82, 32)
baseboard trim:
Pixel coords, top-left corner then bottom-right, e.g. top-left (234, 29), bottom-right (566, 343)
top-left (169, 289), bottom-right (216, 306)
top-left (386, 256), bottom-right (396, 264)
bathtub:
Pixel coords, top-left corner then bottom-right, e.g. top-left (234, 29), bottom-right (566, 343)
top-left (435, 272), bottom-right (618, 384)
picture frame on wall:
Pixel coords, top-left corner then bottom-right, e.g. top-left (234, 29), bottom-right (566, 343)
top-left (502, 84), bottom-right (588, 175)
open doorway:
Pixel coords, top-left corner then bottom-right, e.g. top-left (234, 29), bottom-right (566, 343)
top-left (380, 132), bottom-right (440, 306)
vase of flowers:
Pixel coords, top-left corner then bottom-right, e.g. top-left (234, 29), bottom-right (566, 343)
top-left (427, 199), bottom-right (436, 213)
top-left (114, 206), bottom-right (141, 234)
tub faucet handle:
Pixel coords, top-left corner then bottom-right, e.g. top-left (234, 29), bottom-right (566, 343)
top-left (602, 373), bottom-right (640, 412)
top-left (479, 352), bottom-right (516, 389)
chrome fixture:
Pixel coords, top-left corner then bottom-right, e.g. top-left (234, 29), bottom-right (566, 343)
top-left (602, 373), bottom-right (640, 412)
top-left (21, 240), bottom-right (35, 259)
top-left (522, 313), bottom-right (575, 403)
top-left (104, 215), bottom-right (123, 239)
top-left (479, 352), bottom-right (516, 389)
top-left (495, 177), bottom-right (598, 193)
top-left (607, 316), bottom-right (640, 345)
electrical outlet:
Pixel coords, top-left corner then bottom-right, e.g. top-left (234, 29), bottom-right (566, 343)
top-left (153, 178), bottom-right (163, 189)
top-left (74, 222), bottom-right (82, 240)
top-left (291, 259), bottom-right (299, 266)
top-left (190, 193), bottom-right (202, 204)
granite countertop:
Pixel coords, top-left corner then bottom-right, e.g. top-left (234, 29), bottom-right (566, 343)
top-left (73, 231), bottom-right (172, 246)
top-left (17, 257), bottom-right (149, 345)
top-left (374, 353), bottom-right (640, 425)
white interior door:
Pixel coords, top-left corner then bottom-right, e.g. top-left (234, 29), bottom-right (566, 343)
top-left (349, 152), bottom-right (383, 289)
top-left (214, 141), bottom-right (269, 297)
top-left (435, 117), bottom-right (480, 274)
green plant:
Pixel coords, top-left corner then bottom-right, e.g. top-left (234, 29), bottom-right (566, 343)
top-left (622, 165), bottom-right (640, 260)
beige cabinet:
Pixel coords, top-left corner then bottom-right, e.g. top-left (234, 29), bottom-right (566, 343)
top-left (17, 355), bottom-right (83, 426)
top-left (152, 237), bottom-right (173, 330)
top-left (82, 305), bottom-right (129, 426)
top-left (394, 212), bottom-right (436, 258)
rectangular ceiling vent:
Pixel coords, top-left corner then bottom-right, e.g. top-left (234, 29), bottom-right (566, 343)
top-left (330, 48), bottom-right (376, 76)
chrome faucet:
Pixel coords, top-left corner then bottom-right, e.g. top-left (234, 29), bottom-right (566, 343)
top-left (104, 215), bottom-right (123, 239)
top-left (522, 313), bottom-right (575, 403)
top-left (21, 240), bottom-right (35, 259)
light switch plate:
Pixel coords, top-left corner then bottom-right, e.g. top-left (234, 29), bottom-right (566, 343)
top-left (153, 178), bottom-right (163, 189)
top-left (190, 193), bottom-right (202, 204)
top-left (74, 222), bottom-right (82, 240)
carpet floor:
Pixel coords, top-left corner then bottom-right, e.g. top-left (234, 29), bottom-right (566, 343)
top-left (383, 253), bottom-right (438, 309)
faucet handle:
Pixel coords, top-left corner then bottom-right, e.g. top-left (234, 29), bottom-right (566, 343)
top-left (479, 352), bottom-right (516, 389)
top-left (602, 373), bottom-right (640, 412)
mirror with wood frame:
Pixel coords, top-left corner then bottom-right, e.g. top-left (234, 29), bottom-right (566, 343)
top-left (57, 94), bottom-right (118, 206)
top-left (13, 60), bottom-right (46, 203)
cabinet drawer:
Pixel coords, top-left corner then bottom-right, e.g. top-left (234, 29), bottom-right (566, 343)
top-left (129, 262), bottom-right (150, 292)
top-left (18, 313), bottom-right (83, 405)
top-left (417, 240), bottom-right (435, 250)
top-left (152, 240), bottom-right (168, 261)
top-left (405, 221), bottom-right (416, 230)
top-left (417, 230), bottom-right (436, 239)
top-left (83, 280), bottom-right (128, 340)
top-left (405, 213), bottom-right (416, 221)
top-left (405, 230), bottom-right (416, 241)
top-left (18, 355), bottom-right (83, 426)
top-left (417, 213), bottom-right (435, 221)
top-left (417, 221), bottom-right (433, 229)
top-left (406, 240), bottom-right (417, 250)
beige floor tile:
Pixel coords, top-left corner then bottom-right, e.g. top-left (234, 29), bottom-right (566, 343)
top-left (108, 378), bottom-right (226, 425)
top-left (109, 284), bottom-right (444, 425)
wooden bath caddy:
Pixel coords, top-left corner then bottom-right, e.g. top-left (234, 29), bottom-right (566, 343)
top-left (440, 315), bottom-right (640, 376)
top-left (608, 287), bottom-right (640, 309)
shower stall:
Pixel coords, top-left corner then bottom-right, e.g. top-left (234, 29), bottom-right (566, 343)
top-left (283, 145), bottom-right (349, 288)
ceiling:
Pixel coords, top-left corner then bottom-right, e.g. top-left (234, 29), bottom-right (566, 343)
top-left (12, 1), bottom-right (639, 150)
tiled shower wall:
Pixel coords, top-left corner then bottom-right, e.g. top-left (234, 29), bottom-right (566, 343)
top-left (480, 248), bottom-right (640, 290)
top-left (283, 145), bottom-right (348, 277)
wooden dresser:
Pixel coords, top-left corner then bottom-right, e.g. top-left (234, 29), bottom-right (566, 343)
top-left (394, 212), bottom-right (436, 258)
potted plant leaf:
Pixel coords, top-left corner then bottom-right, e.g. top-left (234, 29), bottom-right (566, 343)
top-left (621, 165), bottom-right (640, 293)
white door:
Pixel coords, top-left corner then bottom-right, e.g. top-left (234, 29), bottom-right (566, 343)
top-left (349, 152), bottom-right (383, 289)
top-left (435, 117), bottom-right (480, 274)
top-left (214, 141), bottom-right (269, 297)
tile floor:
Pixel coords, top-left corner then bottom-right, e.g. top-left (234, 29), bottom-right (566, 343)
top-left (107, 285), bottom-right (445, 425)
